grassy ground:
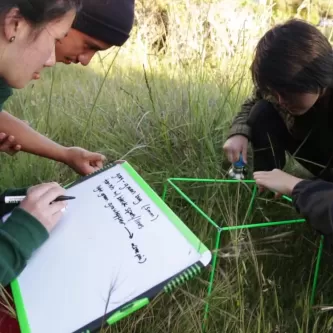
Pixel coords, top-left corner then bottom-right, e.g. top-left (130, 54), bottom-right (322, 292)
top-left (2, 1), bottom-right (333, 332)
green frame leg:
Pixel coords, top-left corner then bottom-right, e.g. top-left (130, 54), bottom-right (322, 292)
top-left (311, 235), bottom-right (324, 306)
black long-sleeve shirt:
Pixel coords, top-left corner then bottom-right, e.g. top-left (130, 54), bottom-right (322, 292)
top-left (293, 179), bottom-right (333, 239)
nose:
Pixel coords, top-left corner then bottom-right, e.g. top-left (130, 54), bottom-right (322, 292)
top-left (78, 51), bottom-right (96, 66)
top-left (44, 47), bottom-right (56, 68)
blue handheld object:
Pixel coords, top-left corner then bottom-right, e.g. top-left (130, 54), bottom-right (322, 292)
top-left (233, 153), bottom-right (246, 167)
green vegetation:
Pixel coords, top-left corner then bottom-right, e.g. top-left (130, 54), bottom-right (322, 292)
top-left (2, 1), bottom-right (333, 332)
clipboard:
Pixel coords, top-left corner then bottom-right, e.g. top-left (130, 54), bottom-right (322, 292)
top-left (10, 160), bottom-right (212, 333)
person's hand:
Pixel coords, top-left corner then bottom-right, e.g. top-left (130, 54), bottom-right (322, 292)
top-left (19, 183), bottom-right (67, 233)
top-left (0, 133), bottom-right (21, 156)
top-left (253, 169), bottom-right (303, 197)
top-left (223, 135), bottom-right (249, 163)
top-left (63, 147), bottom-right (106, 176)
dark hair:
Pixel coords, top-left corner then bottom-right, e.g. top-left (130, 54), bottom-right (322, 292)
top-left (251, 19), bottom-right (333, 98)
top-left (0, 0), bottom-right (82, 27)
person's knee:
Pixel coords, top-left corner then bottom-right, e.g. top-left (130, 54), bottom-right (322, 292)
top-left (247, 100), bottom-right (279, 129)
top-left (247, 100), bottom-right (288, 171)
top-left (247, 100), bottom-right (289, 145)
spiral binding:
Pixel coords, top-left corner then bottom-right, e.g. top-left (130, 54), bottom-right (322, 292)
top-left (66, 161), bottom-right (122, 189)
top-left (86, 160), bottom-right (120, 177)
top-left (163, 264), bottom-right (202, 293)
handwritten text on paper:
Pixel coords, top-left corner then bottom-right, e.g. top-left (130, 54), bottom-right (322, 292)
top-left (93, 172), bottom-right (160, 264)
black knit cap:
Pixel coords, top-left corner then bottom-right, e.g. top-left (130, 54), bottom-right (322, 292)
top-left (73, 0), bottom-right (135, 46)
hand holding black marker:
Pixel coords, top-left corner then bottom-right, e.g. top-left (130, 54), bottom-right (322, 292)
top-left (5, 183), bottom-right (75, 233)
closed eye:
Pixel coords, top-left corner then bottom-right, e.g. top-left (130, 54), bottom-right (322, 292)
top-left (85, 43), bottom-right (102, 52)
top-left (56, 33), bottom-right (68, 44)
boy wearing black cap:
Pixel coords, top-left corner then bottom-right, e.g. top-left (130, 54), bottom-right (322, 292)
top-left (56, 0), bottom-right (135, 66)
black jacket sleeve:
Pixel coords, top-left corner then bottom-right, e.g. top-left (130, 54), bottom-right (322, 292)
top-left (292, 179), bottom-right (333, 237)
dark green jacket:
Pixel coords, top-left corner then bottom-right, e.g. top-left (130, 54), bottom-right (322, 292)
top-left (0, 190), bottom-right (49, 287)
top-left (0, 78), bottom-right (48, 287)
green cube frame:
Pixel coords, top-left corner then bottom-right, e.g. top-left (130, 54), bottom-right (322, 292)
top-left (162, 177), bottom-right (324, 327)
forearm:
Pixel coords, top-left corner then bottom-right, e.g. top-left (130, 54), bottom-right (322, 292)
top-left (227, 89), bottom-right (263, 140)
top-left (0, 111), bottom-right (68, 163)
top-left (227, 108), bottom-right (252, 139)
top-left (292, 179), bottom-right (333, 236)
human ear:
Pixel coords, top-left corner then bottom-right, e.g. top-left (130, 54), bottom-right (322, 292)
top-left (3, 8), bottom-right (22, 43)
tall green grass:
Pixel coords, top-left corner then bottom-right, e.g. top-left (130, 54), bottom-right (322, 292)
top-left (2, 1), bottom-right (333, 332)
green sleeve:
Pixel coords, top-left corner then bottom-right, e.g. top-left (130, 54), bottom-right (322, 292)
top-left (0, 78), bottom-right (13, 111)
top-left (227, 89), bottom-right (263, 141)
top-left (0, 188), bottom-right (28, 218)
top-left (0, 207), bottom-right (48, 287)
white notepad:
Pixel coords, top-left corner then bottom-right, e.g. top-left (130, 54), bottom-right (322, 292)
top-left (8, 161), bottom-right (211, 333)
